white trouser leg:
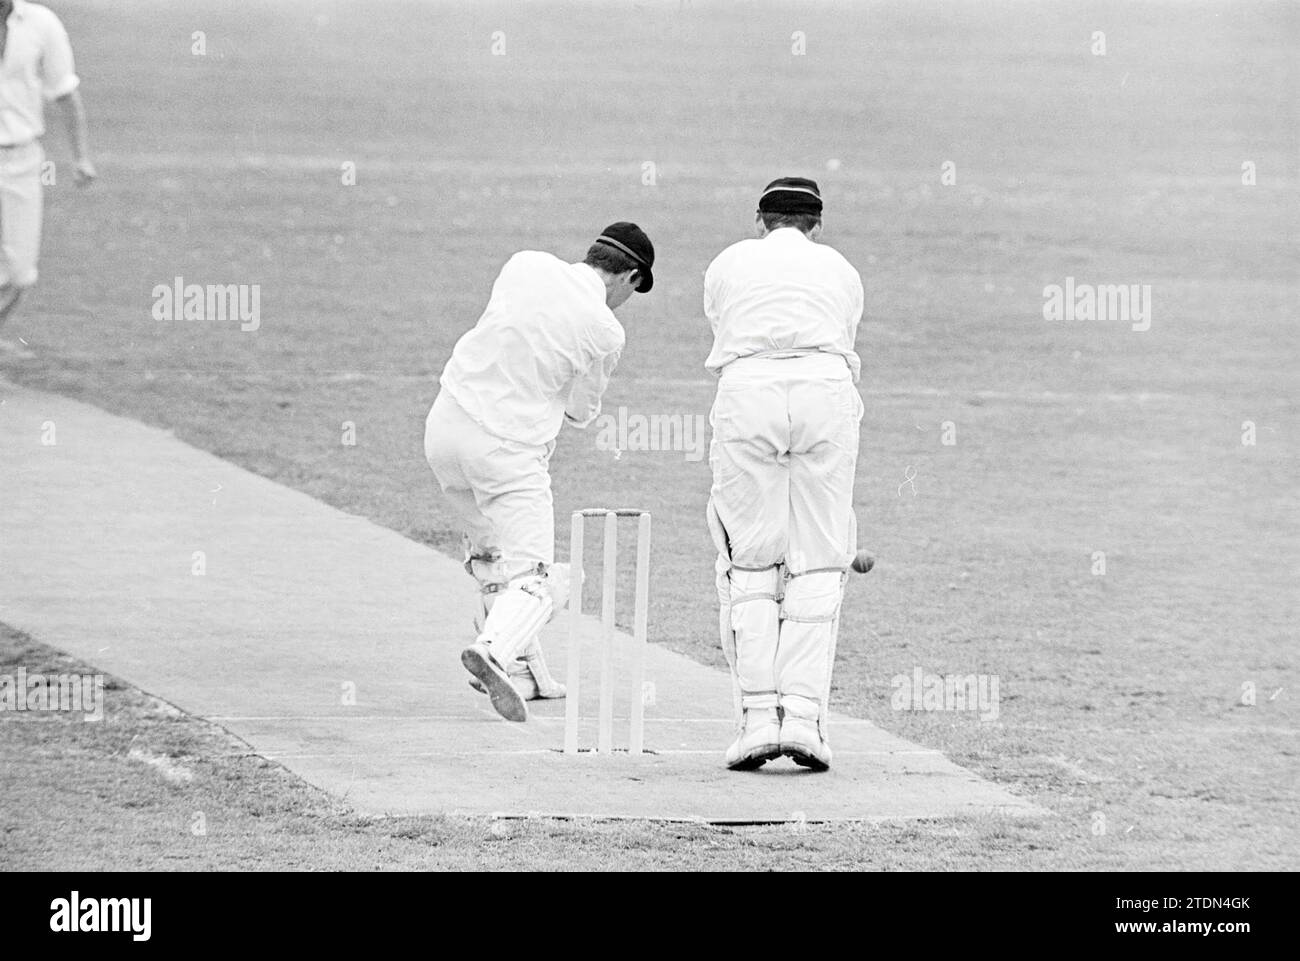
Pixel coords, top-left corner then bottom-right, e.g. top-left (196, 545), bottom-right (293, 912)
top-left (708, 373), bottom-right (791, 570)
top-left (710, 374), bottom-right (789, 722)
top-left (0, 142), bottom-right (45, 291)
top-left (426, 391), bottom-right (563, 686)
top-left (784, 368), bottom-right (861, 574)
top-left (710, 371), bottom-right (789, 714)
top-left (779, 366), bottom-right (861, 733)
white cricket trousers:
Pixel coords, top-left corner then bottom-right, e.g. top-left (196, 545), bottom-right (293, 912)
top-left (423, 390), bottom-right (555, 576)
top-left (709, 353), bottom-right (863, 721)
top-left (0, 141), bottom-right (45, 289)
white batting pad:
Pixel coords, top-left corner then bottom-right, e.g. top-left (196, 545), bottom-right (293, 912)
top-left (776, 571), bottom-right (843, 723)
top-left (729, 567), bottom-right (781, 710)
top-left (477, 578), bottom-right (553, 667)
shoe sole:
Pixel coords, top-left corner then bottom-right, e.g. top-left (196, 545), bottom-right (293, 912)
top-left (461, 647), bottom-right (528, 722)
top-left (467, 678), bottom-right (567, 700)
top-left (782, 744), bottom-right (831, 772)
top-left (726, 742), bottom-right (782, 772)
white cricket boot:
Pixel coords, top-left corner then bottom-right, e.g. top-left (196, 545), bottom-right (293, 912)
top-left (779, 712), bottom-right (832, 772)
top-left (468, 640), bottom-right (566, 701)
top-left (724, 707), bottom-right (782, 771)
top-left (461, 641), bottom-right (528, 722)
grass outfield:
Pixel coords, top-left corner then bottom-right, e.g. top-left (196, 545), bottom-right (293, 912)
top-left (2, 0), bottom-right (1297, 869)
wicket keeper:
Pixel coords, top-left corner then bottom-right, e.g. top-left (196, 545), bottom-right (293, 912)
top-left (424, 222), bottom-right (655, 722)
top-left (704, 178), bottom-right (864, 771)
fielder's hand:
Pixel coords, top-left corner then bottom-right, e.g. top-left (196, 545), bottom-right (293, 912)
top-left (73, 158), bottom-right (98, 187)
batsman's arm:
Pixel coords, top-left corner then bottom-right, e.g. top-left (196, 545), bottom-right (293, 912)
top-left (564, 347), bottom-right (621, 428)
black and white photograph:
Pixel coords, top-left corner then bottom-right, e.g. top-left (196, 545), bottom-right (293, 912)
top-left (0, 0), bottom-right (1294, 898)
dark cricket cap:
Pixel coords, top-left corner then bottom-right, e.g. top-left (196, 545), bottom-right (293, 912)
top-left (595, 222), bottom-right (655, 292)
top-left (757, 177), bottom-right (824, 216)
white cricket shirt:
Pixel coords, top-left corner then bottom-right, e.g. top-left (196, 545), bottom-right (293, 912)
top-left (0, 0), bottom-right (80, 146)
top-left (440, 251), bottom-right (625, 446)
top-left (703, 228), bottom-right (863, 381)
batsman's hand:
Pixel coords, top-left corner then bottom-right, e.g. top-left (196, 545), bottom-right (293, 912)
top-left (73, 158), bottom-right (98, 187)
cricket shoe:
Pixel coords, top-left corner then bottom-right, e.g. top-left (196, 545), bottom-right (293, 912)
top-left (460, 642), bottom-right (528, 722)
top-left (467, 638), bottom-right (566, 701)
top-left (467, 668), bottom-right (565, 702)
top-left (780, 716), bottom-right (832, 772)
top-left (724, 708), bottom-right (782, 771)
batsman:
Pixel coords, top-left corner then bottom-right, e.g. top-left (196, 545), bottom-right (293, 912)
top-left (704, 178), bottom-right (864, 772)
top-left (424, 222), bottom-right (655, 723)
